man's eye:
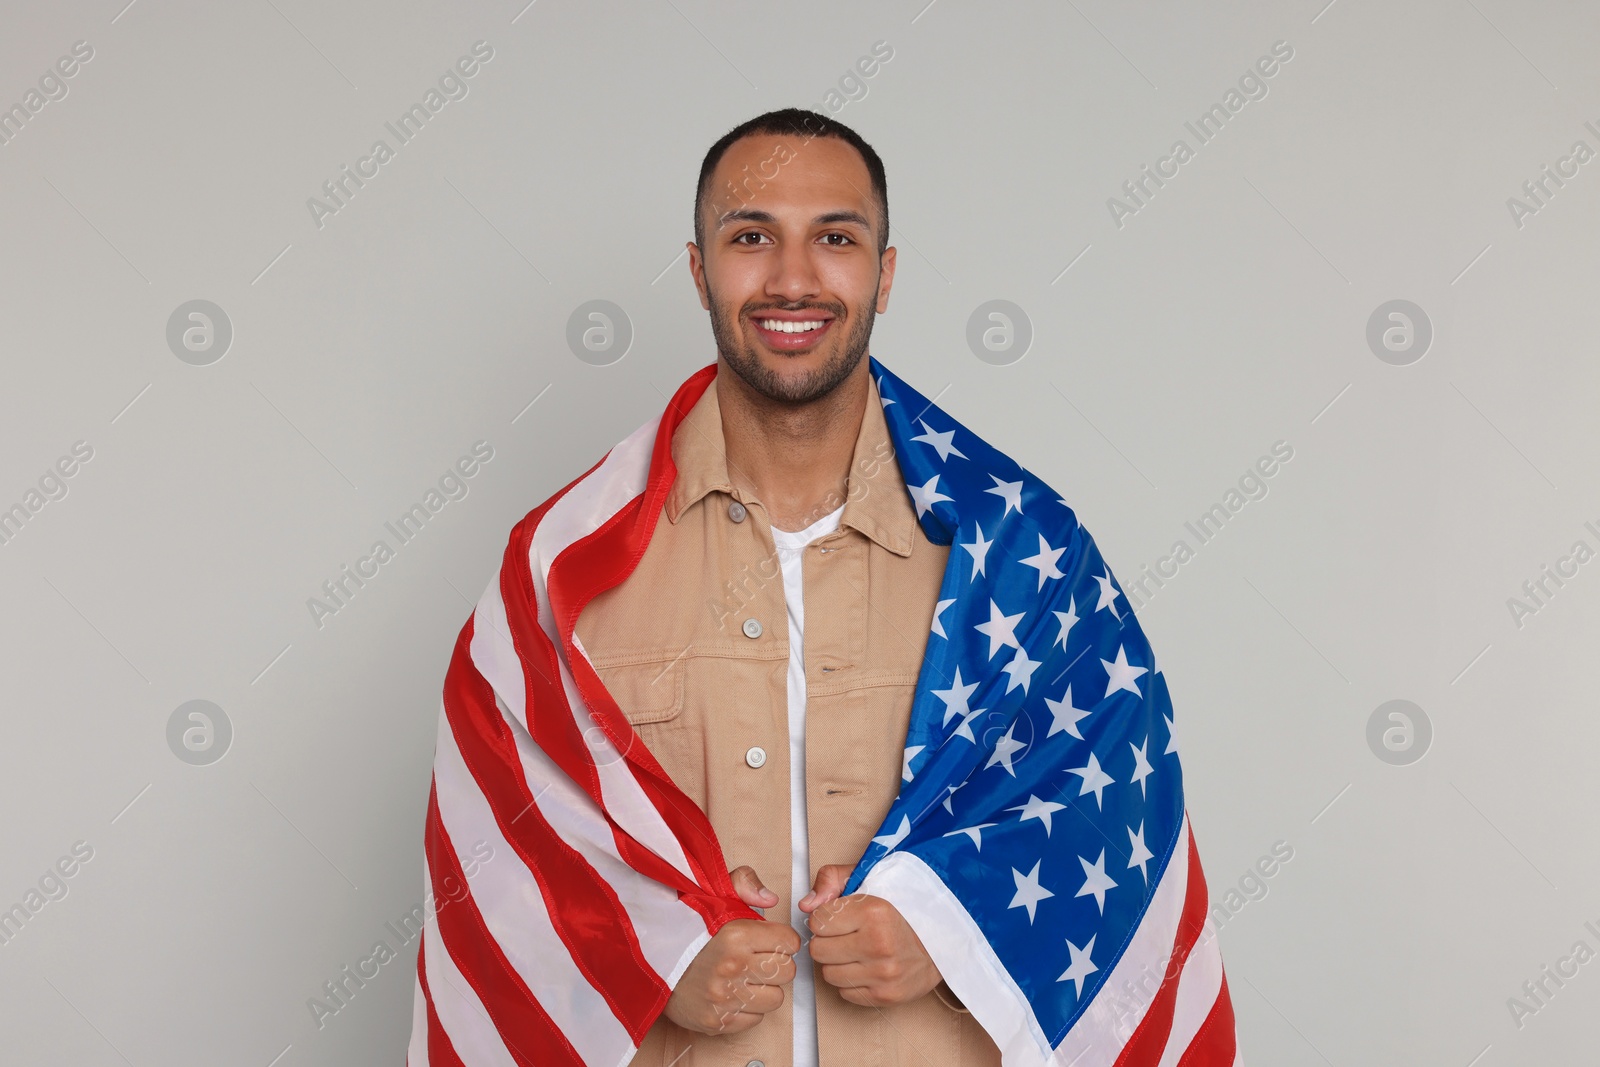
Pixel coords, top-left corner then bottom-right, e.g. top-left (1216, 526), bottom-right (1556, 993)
top-left (821, 233), bottom-right (854, 246)
top-left (734, 232), bottom-right (770, 245)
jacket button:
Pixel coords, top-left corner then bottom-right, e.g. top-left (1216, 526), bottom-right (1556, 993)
top-left (741, 617), bottom-right (763, 639)
top-left (745, 746), bottom-right (767, 769)
top-left (746, 1061), bottom-right (766, 1067)
top-left (728, 500), bottom-right (747, 523)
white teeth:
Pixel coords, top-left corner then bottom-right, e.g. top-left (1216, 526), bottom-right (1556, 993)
top-left (757, 319), bottom-right (826, 333)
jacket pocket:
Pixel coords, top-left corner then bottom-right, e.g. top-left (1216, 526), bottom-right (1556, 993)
top-left (589, 653), bottom-right (686, 725)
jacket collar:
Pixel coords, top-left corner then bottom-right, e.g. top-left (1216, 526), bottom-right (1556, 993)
top-left (663, 370), bottom-right (918, 557)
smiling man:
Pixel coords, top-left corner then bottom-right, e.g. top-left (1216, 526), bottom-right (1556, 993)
top-left (576, 109), bottom-right (994, 1066)
top-left (410, 108), bottom-right (1238, 1067)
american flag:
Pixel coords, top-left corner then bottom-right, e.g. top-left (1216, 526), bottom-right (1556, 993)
top-left (848, 361), bottom-right (1238, 1065)
top-left (408, 357), bottom-right (1238, 1066)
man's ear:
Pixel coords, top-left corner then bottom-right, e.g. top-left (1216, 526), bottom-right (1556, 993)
top-left (875, 245), bottom-right (897, 314)
top-left (687, 240), bottom-right (712, 310)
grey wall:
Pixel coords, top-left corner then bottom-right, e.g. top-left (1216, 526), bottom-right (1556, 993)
top-left (1, 0), bottom-right (1596, 1063)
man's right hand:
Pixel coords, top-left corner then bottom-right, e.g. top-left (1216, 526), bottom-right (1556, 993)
top-left (663, 866), bottom-right (801, 1035)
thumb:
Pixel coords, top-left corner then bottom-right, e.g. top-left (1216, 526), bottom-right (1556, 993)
top-left (799, 864), bottom-right (852, 913)
top-left (728, 865), bottom-right (778, 910)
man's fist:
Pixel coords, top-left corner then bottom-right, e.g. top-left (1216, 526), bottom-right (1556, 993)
top-left (664, 866), bottom-right (800, 1035)
top-left (800, 864), bottom-right (942, 1008)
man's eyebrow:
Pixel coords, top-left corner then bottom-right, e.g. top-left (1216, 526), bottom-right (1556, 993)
top-left (716, 208), bottom-right (873, 231)
top-left (814, 210), bottom-right (872, 229)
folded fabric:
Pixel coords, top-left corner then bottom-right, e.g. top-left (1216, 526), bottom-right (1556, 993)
top-left (407, 357), bottom-right (1238, 1067)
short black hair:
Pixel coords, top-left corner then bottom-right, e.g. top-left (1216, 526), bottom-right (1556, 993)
top-left (694, 108), bottom-right (890, 256)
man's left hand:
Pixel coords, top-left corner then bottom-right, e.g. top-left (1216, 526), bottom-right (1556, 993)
top-left (799, 864), bottom-right (942, 1007)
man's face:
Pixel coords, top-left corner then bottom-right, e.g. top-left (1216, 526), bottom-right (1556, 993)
top-left (689, 133), bottom-right (896, 405)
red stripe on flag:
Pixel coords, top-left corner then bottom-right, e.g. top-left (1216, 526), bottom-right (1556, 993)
top-left (496, 475), bottom-right (606, 805)
top-left (496, 491), bottom-right (700, 887)
top-left (425, 785), bottom-right (588, 1066)
top-left (1113, 826), bottom-right (1212, 1067)
top-left (493, 361), bottom-right (752, 925)
top-left (1175, 972), bottom-right (1237, 1067)
top-left (544, 363), bottom-right (747, 909)
top-left (416, 954), bottom-right (467, 1067)
top-left (441, 621), bottom-right (669, 1039)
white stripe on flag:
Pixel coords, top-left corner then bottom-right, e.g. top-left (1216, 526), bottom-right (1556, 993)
top-left (407, 966), bottom-right (430, 1066)
top-left (523, 418), bottom-right (699, 883)
top-left (465, 560), bottom-right (714, 985)
top-left (420, 859), bottom-right (520, 1067)
top-left (484, 685), bottom-right (713, 984)
top-left (432, 705), bottom-right (635, 1066)
top-left (534, 418), bottom-right (659, 571)
top-left (1154, 916), bottom-right (1224, 1067)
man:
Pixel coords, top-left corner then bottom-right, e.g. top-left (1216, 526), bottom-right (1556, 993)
top-left (574, 110), bottom-right (994, 1065)
top-left (409, 109), bottom-right (1237, 1067)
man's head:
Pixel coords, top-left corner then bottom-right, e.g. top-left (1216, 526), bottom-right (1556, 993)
top-left (688, 109), bottom-right (895, 406)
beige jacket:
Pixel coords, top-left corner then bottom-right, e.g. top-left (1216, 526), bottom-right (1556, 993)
top-left (573, 371), bottom-right (1002, 1067)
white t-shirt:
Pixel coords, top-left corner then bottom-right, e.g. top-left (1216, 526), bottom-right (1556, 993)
top-left (768, 502), bottom-right (846, 1067)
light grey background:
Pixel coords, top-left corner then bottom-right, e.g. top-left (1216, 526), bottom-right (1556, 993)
top-left (1, 0), bottom-right (1595, 1063)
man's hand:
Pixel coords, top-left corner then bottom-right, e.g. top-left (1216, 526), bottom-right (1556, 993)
top-left (664, 866), bottom-right (800, 1035)
top-left (800, 864), bottom-right (942, 1008)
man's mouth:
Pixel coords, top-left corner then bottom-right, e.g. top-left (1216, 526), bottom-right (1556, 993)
top-left (750, 314), bottom-right (836, 350)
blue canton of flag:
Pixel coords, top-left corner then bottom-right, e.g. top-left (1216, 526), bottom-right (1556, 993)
top-left (843, 358), bottom-right (1228, 1066)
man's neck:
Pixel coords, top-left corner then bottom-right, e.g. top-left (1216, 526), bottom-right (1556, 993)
top-left (716, 359), bottom-right (869, 533)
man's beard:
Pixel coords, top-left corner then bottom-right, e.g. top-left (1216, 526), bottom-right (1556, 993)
top-left (707, 284), bottom-right (875, 405)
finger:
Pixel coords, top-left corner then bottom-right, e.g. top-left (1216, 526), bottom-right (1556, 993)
top-left (728, 865), bottom-right (778, 909)
top-left (838, 985), bottom-right (883, 1008)
top-left (805, 893), bottom-right (868, 938)
top-left (707, 1009), bottom-right (764, 1035)
top-left (727, 981), bottom-right (785, 1016)
top-left (743, 947), bottom-right (799, 987)
top-left (725, 918), bottom-right (802, 957)
top-left (805, 928), bottom-right (868, 966)
top-left (818, 961), bottom-right (875, 993)
top-left (799, 863), bottom-right (852, 913)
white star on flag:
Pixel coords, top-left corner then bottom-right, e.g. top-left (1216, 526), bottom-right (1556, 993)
top-left (1101, 644), bottom-right (1148, 698)
top-left (902, 745), bottom-right (925, 782)
top-left (1127, 821), bottom-right (1155, 883)
top-left (985, 721), bottom-right (1027, 776)
top-left (1093, 568), bottom-right (1121, 619)
top-left (1005, 794), bottom-right (1067, 836)
top-left (912, 419), bottom-right (967, 461)
top-left (1019, 533), bottom-right (1067, 591)
top-left (873, 814), bottom-right (911, 851)
top-left (1052, 596), bottom-right (1079, 650)
top-left (986, 475), bottom-right (1025, 517)
top-left (1057, 935), bottom-right (1098, 997)
top-left (941, 782), bottom-right (966, 815)
top-left (933, 667), bottom-right (979, 728)
top-left (1066, 751), bottom-right (1115, 809)
top-left (1129, 737), bottom-right (1154, 798)
top-left (952, 704), bottom-right (987, 743)
top-left (974, 599), bottom-right (1025, 659)
top-left (1008, 860), bottom-right (1055, 923)
top-left (942, 822), bottom-right (996, 850)
top-left (1075, 850), bottom-right (1118, 914)
top-left (1002, 646), bottom-right (1041, 695)
top-left (908, 476), bottom-right (952, 519)
top-left (931, 598), bottom-right (956, 638)
top-left (961, 523), bottom-right (993, 581)
top-left (1045, 683), bottom-right (1092, 740)
top-left (1164, 713), bottom-right (1178, 755)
